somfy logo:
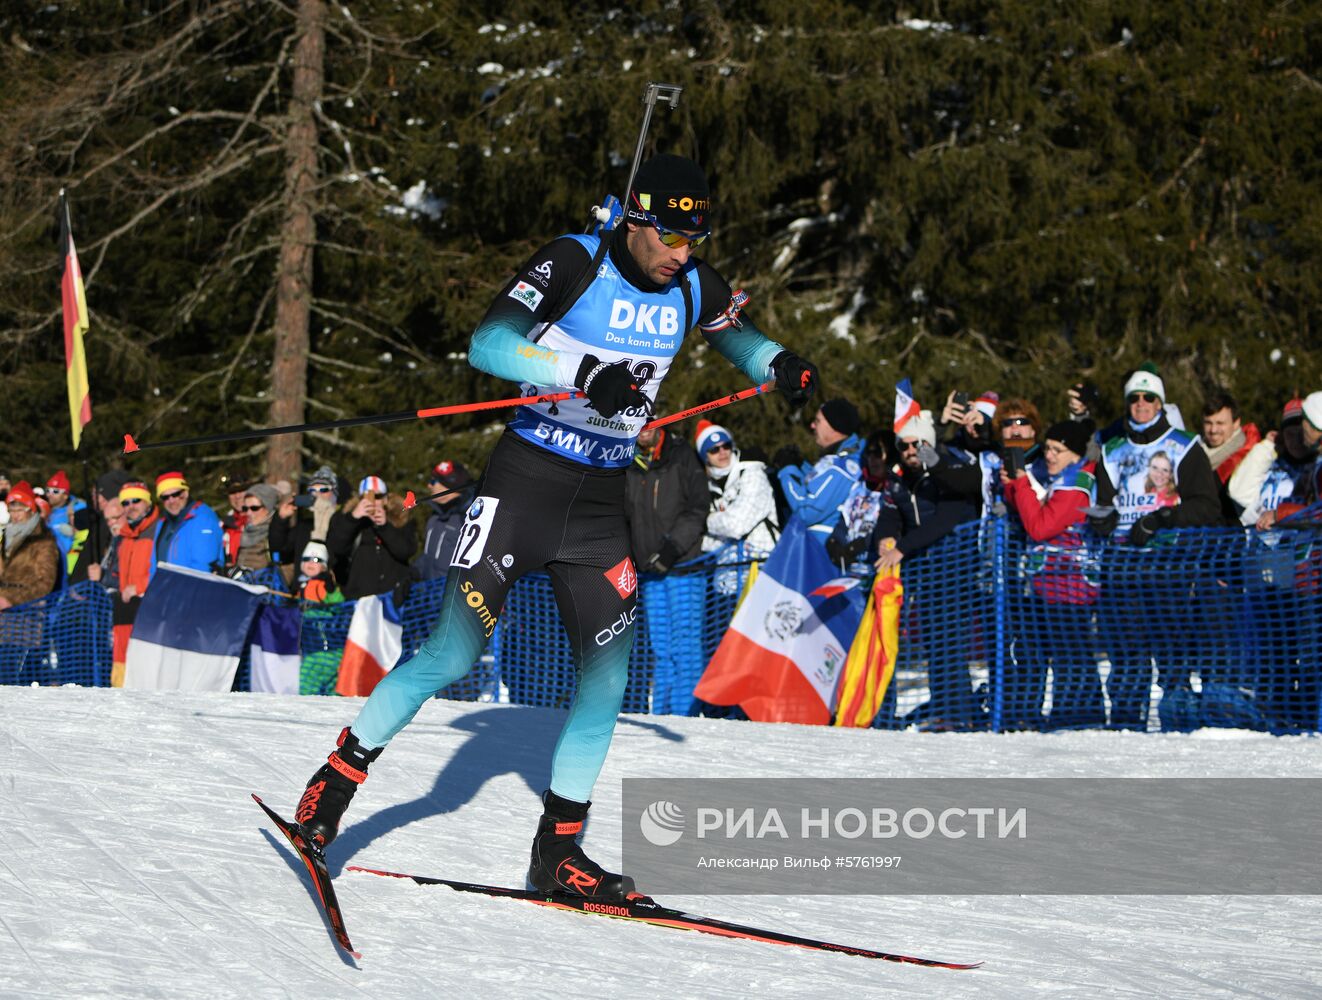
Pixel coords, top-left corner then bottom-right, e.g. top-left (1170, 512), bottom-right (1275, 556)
top-left (640, 800), bottom-right (685, 847)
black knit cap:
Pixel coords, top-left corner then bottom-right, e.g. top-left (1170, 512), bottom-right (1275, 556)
top-left (1045, 421), bottom-right (1091, 459)
top-left (819, 398), bottom-right (861, 436)
top-left (625, 154), bottom-right (711, 231)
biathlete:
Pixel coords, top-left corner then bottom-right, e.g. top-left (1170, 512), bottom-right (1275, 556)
top-left (292, 154), bottom-right (820, 900)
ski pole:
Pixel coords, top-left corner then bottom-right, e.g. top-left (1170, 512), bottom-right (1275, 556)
top-left (642, 381), bottom-right (777, 431)
top-left (402, 381), bottom-right (778, 510)
top-left (121, 390), bottom-right (581, 455)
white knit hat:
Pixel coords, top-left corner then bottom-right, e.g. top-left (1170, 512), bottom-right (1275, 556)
top-left (301, 541), bottom-right (330, 563)
top-left (896, 410), bottom-right (936, 449)
top-left (1303, 391), bottom-right (1322, 430)
top-left (1123, 369), bottom-right (1165, 403)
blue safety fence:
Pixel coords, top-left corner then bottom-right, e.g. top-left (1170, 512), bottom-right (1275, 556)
top-left (4, 517), bottom-right (1318, 734)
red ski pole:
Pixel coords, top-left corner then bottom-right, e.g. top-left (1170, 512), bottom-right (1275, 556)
top-left (641, 381), bottom-right (777, 431)
top-left (121, 390), bottom-right (581, 454)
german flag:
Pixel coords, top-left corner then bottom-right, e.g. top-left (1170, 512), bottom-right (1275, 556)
top-left (59, 189), bottom-right (92, 450)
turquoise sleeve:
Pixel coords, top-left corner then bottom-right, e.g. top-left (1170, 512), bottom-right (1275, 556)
top-left (702, 315), bottom-right (784, 385)
top-left (468, 316), bottom-right (574, 387)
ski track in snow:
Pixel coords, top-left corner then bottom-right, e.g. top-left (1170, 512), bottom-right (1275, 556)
top-left (1, 687), bottom-right (1320, 999)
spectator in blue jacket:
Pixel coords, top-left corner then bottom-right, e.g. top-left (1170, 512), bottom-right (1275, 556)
top-left (775, 397), bottom-right (864, 542)
top-left (43, 469), bottom-right (89, 577)
top-left (151, 470), bottom-right (225, 574)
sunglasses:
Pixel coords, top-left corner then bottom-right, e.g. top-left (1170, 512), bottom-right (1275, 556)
top-left (241, 504), bottom-right (265, 512)
top-left (650, 218), bottom-right (709, 250)
top-left (632, 198), bottom-right (709, 249)
top-left (160, 490), bottom-right (186, 501)
top-left (708, 443), bottom-right (733, 453)
top-left (309, 485), bottom-right (334, 494)
top-left (1128, 392), bottom-right (1159, 404)
top-left (46, 487), bottom-right (67, 495)
top-left (302, 557), bottom-right (326, 565)
top-left (123, 498), bottom-right (147, 506)
top-left (898, 440), bottom-right (920, 452)
top-left (1001, 416), bottom-right (1033, 427)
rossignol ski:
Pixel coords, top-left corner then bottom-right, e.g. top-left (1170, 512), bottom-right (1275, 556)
top-left (347, 865), bottom-right (981, 969)
top-left (253, 794), bottom-right (360, 960)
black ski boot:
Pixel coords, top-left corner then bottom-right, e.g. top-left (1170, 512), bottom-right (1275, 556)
top-left (528, 790), bottom-right (639, 900)
top-left (294, 727), bottom-right (383, 849)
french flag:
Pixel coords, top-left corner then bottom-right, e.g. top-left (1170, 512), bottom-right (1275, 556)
top-left (248, 604), bottom-right (303, 695)
top-left (335, 592), bottom-right (404, 697)
top-left (123, 564), bottom-right (266, 691)
top-left (894, 378), bottom-right (921, 434)
top-left (694, 518), bottom-right (867, 724)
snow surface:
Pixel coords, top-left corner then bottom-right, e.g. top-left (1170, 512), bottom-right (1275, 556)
top-left (3, 686), bottom-right (1320, 999)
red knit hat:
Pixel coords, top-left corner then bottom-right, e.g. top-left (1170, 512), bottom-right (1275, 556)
top-left (6, 480), bottom-right (37, 510)
top-left (46, 470), bottom-right (71, 492)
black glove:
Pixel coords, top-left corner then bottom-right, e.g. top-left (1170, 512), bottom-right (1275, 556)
top-left (770, 350), bottom-right (819, 406)
top-left (575, 355), bottom-right (649, 418)
top-left (772, 444), bottom-right (804, 470)
top-left (1087, 509), bottom-right (1119, 537)
top-left (1128, 507), bottom-right (1174, 547)
top-left (646, 539), bottom-right (683, 575)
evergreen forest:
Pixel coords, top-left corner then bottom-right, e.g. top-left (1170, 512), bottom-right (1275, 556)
top-left (1, 0), bottom-right (1317, 497)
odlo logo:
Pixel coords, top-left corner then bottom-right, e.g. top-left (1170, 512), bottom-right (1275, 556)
top-left (594, 604), bottom-right (637, 647)
top-left (460, 580), bottom-right (498, 638)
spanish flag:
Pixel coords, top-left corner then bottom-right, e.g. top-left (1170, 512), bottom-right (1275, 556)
top-left (59, 190), bottom-right (92, 450)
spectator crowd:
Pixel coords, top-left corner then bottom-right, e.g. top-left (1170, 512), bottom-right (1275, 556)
top-left (2, 367), bottom-right (1319, 728)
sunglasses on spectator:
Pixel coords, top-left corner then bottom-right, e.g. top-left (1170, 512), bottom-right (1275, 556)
top-left (1001, 416), bottom-right (1033, 427)
top-left (708, 443), bottom-right (733, 453)
top-left (160, 490), bottom-right (186, 501)
top-left (46, 487), bottom-right (67, 495)
top-left (898, 440), bottom-right (920, 452)
top-left (241, 504), bottom-right (265, 512)
top-left (309, 485), bottom-right (334, 494)
top-left (123, 498), bottom-right (146, 506)
top-left (1128, 392), bottom-right (1159, 404)
top-left (301, 556), bottom-right (326, 564)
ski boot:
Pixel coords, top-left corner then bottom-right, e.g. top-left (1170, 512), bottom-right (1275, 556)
top-left (528, 790), bottom-right (640, 900)
top-left (294, 727), bottom-right (382, 849)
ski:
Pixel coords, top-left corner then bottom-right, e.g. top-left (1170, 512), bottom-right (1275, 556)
top-left (252, 794), bottom-right (360, 960)
top-left (346, 865), bottom-right (980, 969)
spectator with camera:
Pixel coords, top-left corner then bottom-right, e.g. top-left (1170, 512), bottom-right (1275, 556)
top-left (872, 409), bottom-right (982, 729)
top-left (1002, 422), bottom-right (1105, 729)
top-left (414, 460), bottom-right (476, 581)
top-left (327, 475), bottom-right (418, 600)
top-left (271, 464), bottom-right (340, 575)
top-left (775, 398), bottom-right (865, 542)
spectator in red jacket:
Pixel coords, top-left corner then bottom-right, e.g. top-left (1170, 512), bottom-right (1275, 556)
top-left (1002, 421), bottom-right (1104, 729)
